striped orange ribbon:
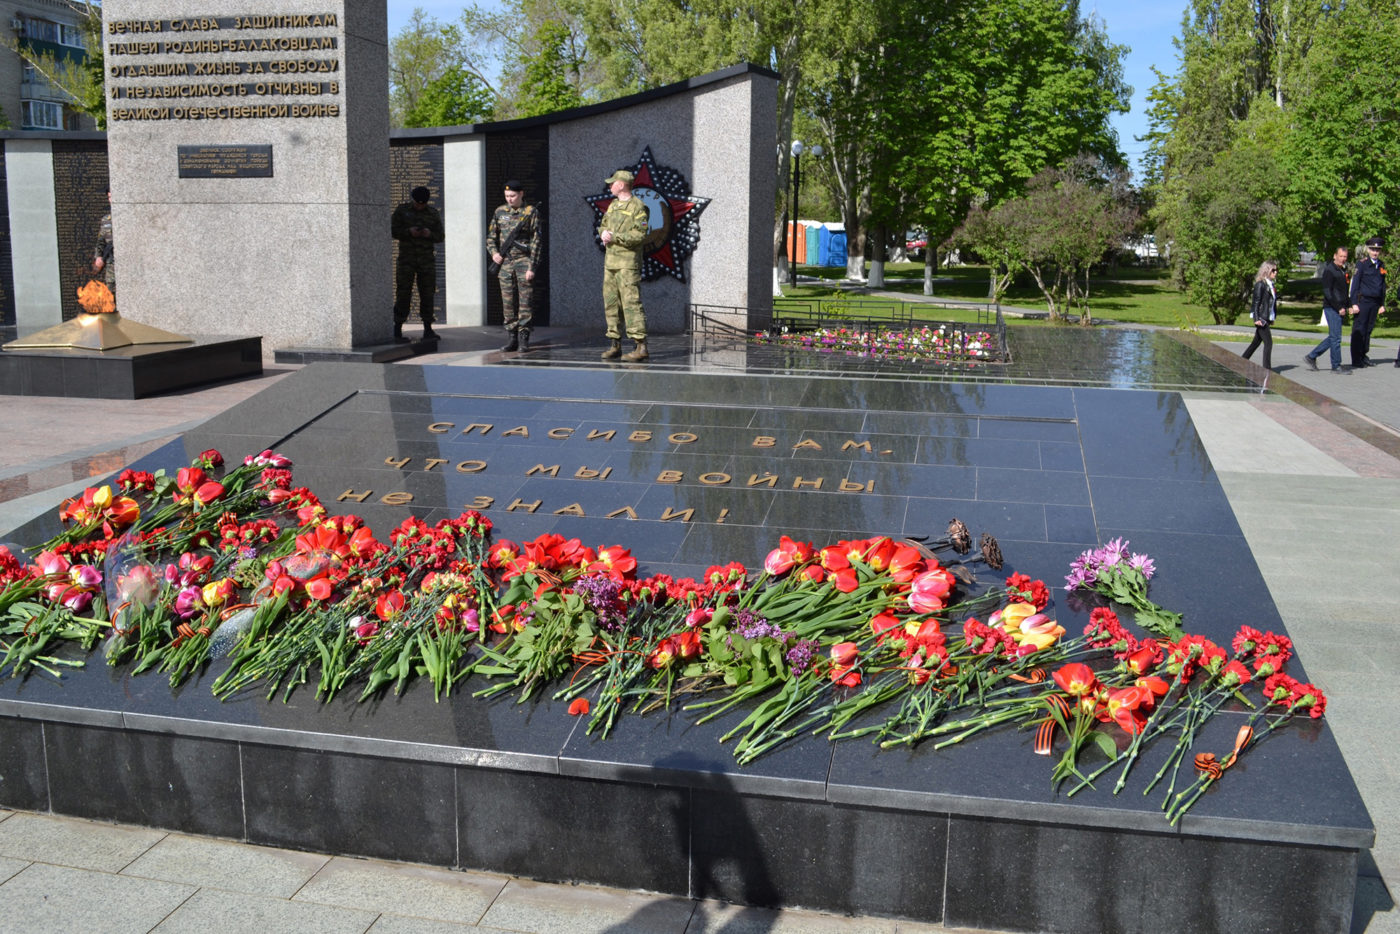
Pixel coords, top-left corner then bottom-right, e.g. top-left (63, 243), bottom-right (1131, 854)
top-left (1194, 724), bottom-right (1254, 779)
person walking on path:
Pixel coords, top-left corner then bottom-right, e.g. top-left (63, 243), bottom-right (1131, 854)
top-left (486, 180), bottom-right (542, 353)
top-left (597, 170), bottom-right (651, 362)
top-left (1305, 246), bottom-right (1354, 373)
top-left (392, 186), bottom-right (445, 343)
top-left (1349, 236), bottom-right (1386, 367)
top-left (1242, 260), bottom-right (1278, 371)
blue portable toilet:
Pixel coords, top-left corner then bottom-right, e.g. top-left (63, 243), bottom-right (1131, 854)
top-left (821, 224), bottom-right (846, 267)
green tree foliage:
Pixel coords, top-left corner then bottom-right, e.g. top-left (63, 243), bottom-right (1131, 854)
top-left (1280, 0), bottom-right (1400, 254)
top-left (460, 0), bottom-right (599, 119)
top-left (958, 155), bottom-right (1138, 324)
top-left (6, 0), bottom-right (105, 128)
top-left (1146, 0), bottom-right (1400, 321)
top-left (514, 19), bottom-right (585, 116)
top-left (1172, 104), bottom-right (1295, 323)
top-left (402, 67), bottom-right (495, 127)
top-left (390, 9), bottom-right (474, 127)
top-left (854, 1), bottom-right (1129, 290)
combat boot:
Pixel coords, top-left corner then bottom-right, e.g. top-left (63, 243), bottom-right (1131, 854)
top-left (501, 332), bottom-right (519, 352)
top-left (601, 339), bottom-right (622, 360)
top-left (519, 332), bottom-right (531, 353)
top-left (393, 322), bottom-right (408, 343)
top-left (622, 339), bottom-right (649, 362)
top-left (423, 323), bottom-right (438, 340)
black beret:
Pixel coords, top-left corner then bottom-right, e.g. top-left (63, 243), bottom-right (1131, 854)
top-left (504, 179), bottom-right (524, 191)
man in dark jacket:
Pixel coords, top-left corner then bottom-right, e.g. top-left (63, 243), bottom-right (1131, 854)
top-left (392, 186), bottom-right (445, 342)
top-left (1348, 236), bottom-right (1386, 367)
top-left (1304, 246), bottom-right (1353, 372)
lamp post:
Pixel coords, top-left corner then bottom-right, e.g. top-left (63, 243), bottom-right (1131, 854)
top-left (788, 140), bottom-right (822, 287)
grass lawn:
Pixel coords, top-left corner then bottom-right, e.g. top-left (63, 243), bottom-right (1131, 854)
top-left (781, 263), bottom-right (1400, 340)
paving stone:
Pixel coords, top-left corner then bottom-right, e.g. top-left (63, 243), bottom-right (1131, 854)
top-left (0, 861), bottom-right (195, 933)
top-left (0, 854), bottom-right (28, 883)
top-left (686, 900), bottom-right (900, 933)
top-left (480, 878), bottom-right (695, 934)
top-left (150, 886), bottom-right (377, 934)
top-left (294, 856), bottom-right (505, 924)
top-left (0, 812), bottom-right (166, 872)
top-left (366, 915), bottom-right (491, 934)
top-left (124, 833), bottom-right (330, 898)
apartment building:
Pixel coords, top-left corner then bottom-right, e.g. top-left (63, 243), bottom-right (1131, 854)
top-left (1, 0), bottom-right (95, 131)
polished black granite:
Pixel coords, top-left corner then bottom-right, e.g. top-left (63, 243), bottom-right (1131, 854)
top-left (0, 353), bottom-right (1373, 931)
top-left (0, 335), bottom-right (261, 398)
top-left (493, 326), bottom-right (1263, 391)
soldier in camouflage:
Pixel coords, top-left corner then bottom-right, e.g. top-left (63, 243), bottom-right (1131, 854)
top-left (93, 188), bottom-right (114, 296)
top-left (391, 186), bottom-right (445, 342)
top-left (486, 179), bottom-right (542, 352)
top-left (598, 169), bottom-right (651, 362)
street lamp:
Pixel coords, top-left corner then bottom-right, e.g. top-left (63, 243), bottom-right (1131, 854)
top-left (789, 140), bottom-right (822, 286)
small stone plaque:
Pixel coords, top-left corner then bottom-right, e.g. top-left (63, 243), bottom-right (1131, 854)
top-left (177, 144), bottom-right (273, 179)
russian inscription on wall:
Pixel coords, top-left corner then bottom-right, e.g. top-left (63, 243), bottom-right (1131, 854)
top-left (51, 141), bottom-right (110, 322)
top-left (390, 140), bottom-right (445, 324)
top-left (106, 14), bottom-right (343, 122)
top-left (0, 149), bottom-right (13, 331)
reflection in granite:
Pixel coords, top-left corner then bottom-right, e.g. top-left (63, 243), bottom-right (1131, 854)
top-left (495, 327), bottom-right (1261, 392)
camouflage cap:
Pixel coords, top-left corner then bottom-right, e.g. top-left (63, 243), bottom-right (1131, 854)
top-left (604, 170), bottom-right (635, 185)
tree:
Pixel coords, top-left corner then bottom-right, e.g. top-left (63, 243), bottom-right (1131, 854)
top-left (402, 67), bottom-right (495, 127)
top-left (389, 9), bottom-right (473, 127)
top-left (1280, 0), bottom-right (1400, 254)
top-left (958, 155), bottom-right (1137, 325)
top-left (1172, 104), bottom-right (1295, 324)
top-left (6, 0), bottom-right (104, 128)
top-left (871, 2), bottom-right (1130, 295)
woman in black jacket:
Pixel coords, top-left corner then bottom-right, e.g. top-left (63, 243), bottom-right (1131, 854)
top-left (1241, 260), bottom-right (1279, 370)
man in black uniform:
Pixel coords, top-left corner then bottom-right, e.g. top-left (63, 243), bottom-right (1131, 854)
top-left (392, 186), bottom-right (445, 342)
top-left (1348, 236), bottom-right (1386, 367)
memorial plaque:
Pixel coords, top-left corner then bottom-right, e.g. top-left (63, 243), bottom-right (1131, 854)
top-left (51, 140), bottom-right (110, 322)
top-left (177, 144), bottom-right (274, 178)
top-left (389, 139), bottom-right (446, 325)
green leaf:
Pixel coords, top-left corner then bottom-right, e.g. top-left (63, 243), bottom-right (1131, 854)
top-left (1091, 730), bottom-right (1118, 761)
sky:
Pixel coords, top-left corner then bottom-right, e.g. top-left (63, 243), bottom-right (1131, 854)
top-left (385, 0), bottom-right (1187, 179)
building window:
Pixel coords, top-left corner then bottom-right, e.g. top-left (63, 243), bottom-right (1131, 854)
top-left (17, 18), bottom-right (84, 49)
top-left (21, 100), bottom-right (62, 130)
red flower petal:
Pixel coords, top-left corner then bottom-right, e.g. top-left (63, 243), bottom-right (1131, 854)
top-left (568, 698), bottom-right (591, 716)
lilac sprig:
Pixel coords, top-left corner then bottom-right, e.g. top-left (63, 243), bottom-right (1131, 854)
top-left (572, 573), bottom-right (628, 632)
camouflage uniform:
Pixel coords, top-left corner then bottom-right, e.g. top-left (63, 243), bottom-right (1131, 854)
top-left (94, 212), bottom-right (115, 293)
top-left (599, 196), bottom-right (650, 340)
top-left (485, 202), bottom-right (542, 337)
top-left (391, 201), bottom-right (445, 326)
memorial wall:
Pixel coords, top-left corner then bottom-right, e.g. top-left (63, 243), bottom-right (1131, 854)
top-left (0, 62), bottom-right (776, 351)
